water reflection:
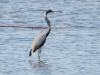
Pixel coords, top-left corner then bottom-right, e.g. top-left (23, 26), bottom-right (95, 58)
top-left (29, 60), bottom-right (52, 75)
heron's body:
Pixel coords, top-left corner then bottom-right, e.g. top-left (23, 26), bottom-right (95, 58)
top-left (29, 9), bottom-right (61, 61)
top-left (30, 31), bottom-right (46, 53)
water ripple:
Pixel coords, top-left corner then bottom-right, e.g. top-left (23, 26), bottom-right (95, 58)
top-left (0, 0), bottom-right (100, 75)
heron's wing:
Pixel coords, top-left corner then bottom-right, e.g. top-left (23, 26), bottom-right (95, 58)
top-left (31, 31), bottom-right (46, 51)
top-left (29, 31), bottom-right (46, 56)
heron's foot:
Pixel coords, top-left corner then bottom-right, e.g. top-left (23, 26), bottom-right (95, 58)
top-left (38, 60), bottom-right (44, 64)
top-left (38, 60), bottom-right (42, 63)
top-left (38, 56), bottom-right (43, 63)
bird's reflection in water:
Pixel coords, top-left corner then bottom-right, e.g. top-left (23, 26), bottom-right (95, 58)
top-left (29, 60), bottom-right (52, 75)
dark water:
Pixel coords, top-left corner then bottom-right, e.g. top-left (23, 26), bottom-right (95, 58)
top-left (0, 0), bottom-right (100, 75)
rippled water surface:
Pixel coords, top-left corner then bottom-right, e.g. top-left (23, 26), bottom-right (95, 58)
top-left (0, 0), bottom-right (100, 75)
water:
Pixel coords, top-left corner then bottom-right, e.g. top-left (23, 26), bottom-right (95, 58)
top-left (0, 0), bottom-right (100, 75)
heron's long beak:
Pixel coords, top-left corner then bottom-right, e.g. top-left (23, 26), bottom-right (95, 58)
top-left (52, 10), bottom-right (62, 13)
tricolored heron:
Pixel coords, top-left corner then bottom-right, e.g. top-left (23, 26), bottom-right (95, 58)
top-left (29, 9), bottom-right (61, 61)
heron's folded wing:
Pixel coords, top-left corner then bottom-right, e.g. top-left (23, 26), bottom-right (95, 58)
top-left (31, 32), bottom-right (46, 50)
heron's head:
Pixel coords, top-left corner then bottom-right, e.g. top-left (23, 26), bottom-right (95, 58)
top-left (46, 9), bottom-right (62, 14)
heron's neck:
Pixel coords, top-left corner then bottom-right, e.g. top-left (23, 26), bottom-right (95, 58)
top-left (44, 13), bottom-right (51, 27)
top-left (44, 13), bottom-right (51, 37)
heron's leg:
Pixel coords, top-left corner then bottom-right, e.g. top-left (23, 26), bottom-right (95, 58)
top-left (38, 52), bottom-right (41, 61)
top-left (38, 47), bottom-right (42, 61)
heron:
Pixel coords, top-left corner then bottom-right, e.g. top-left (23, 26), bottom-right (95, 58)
top-left (29, 9), bottom-right (61, 61)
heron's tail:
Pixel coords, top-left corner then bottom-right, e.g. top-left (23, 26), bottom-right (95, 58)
top-left (29, 49), bottom-right (33, 56)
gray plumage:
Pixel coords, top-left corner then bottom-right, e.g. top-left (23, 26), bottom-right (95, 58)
top-left (29, 9), bottom-right (61, 61)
